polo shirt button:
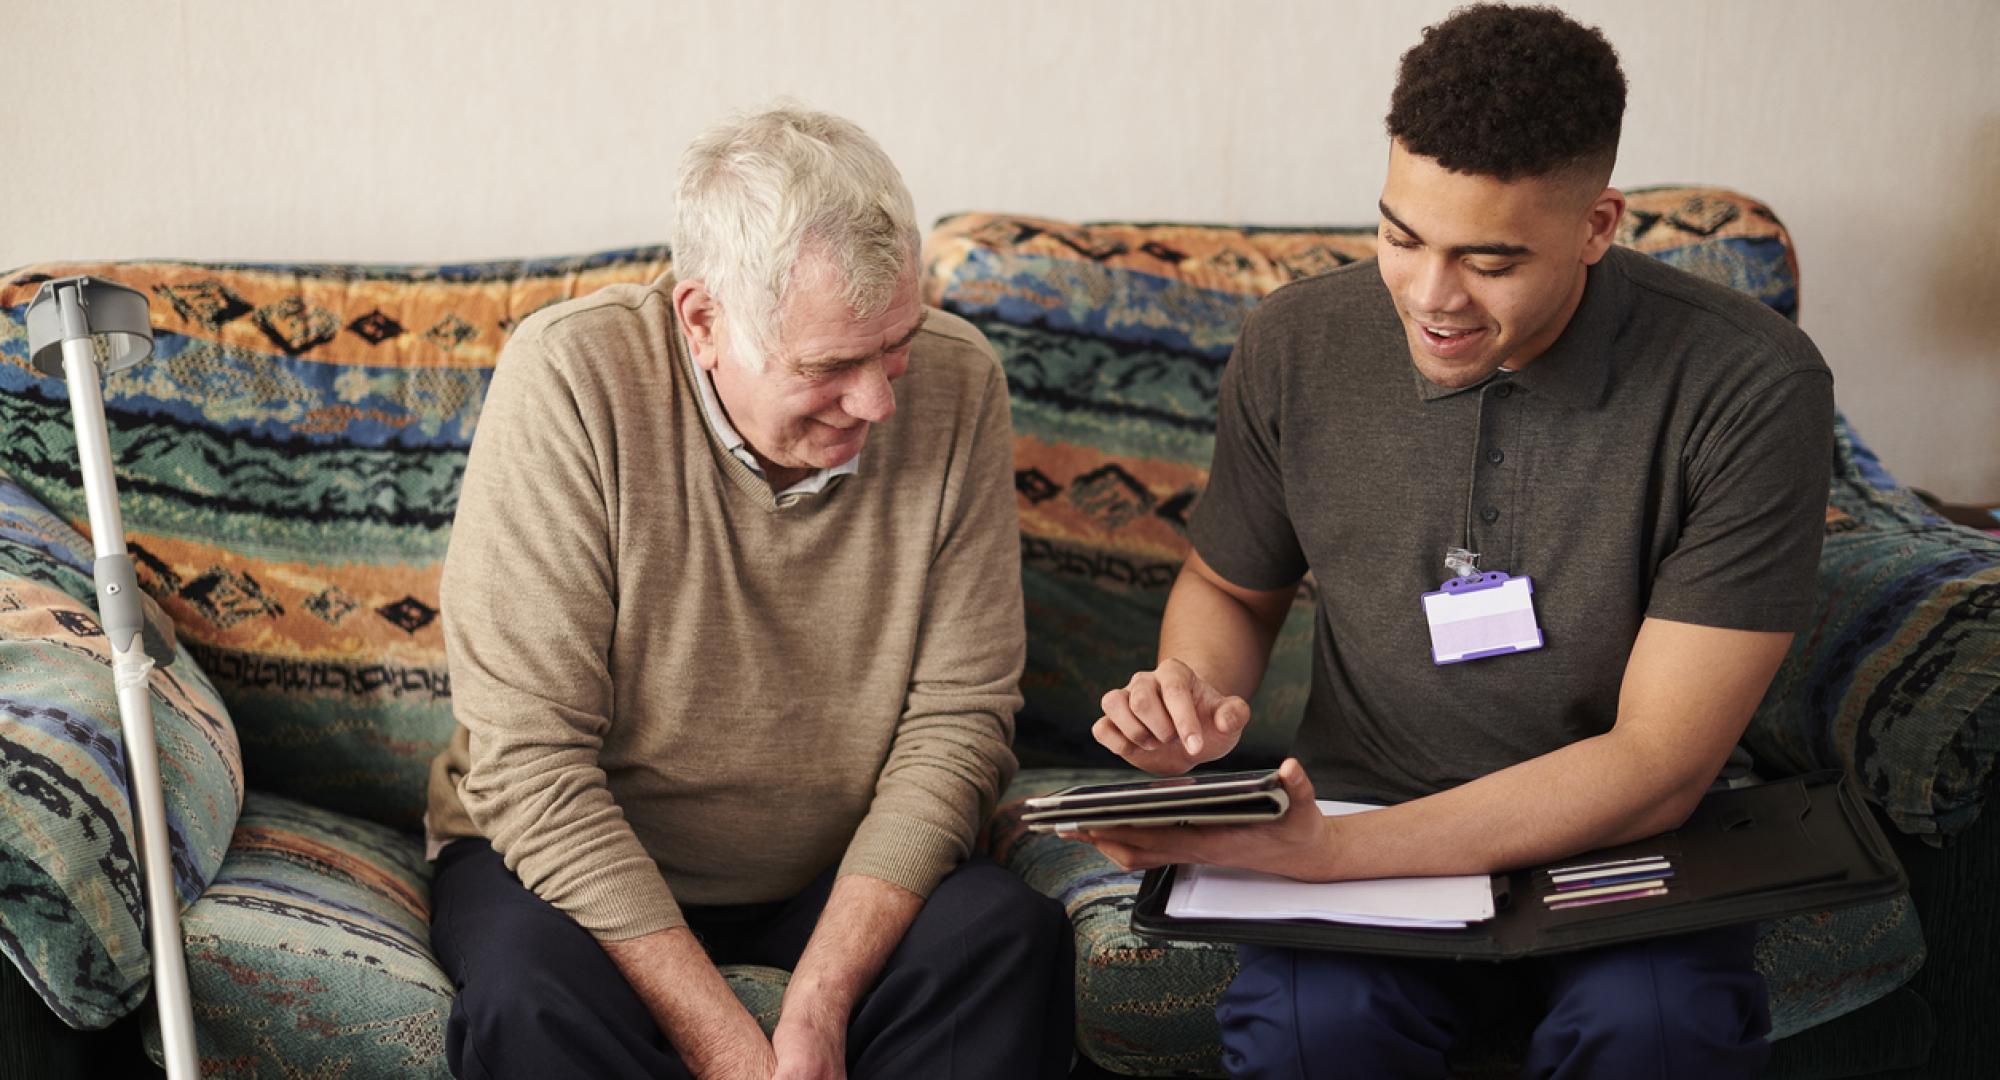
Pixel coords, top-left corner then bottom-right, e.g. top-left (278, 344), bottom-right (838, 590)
top-left (1487, 448), bottom-right (1505, 465)
top-left (1495, 384), bottom-right (1513, 398)
top-left (1481, 506), bottom-right (1500, 523)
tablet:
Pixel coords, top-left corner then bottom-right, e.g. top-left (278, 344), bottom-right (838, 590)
top-left (1021, 769), bottom-right (1288, 832)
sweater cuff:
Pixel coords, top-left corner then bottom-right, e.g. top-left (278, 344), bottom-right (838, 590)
top-left (835, 814), bottom-right (969, 900)
top-left (557, 857), bottom-right (688, 942)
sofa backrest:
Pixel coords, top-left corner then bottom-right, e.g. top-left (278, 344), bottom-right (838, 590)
top-left (0, 250), bottom-right (670, 831)
top-left (921, 186), bottom-right (1834, 767)
top-left (10, 185), bottom-right (1973, 823)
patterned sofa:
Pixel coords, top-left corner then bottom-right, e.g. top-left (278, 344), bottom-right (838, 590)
top-left (1, 187), bottom-right (1995, 1079)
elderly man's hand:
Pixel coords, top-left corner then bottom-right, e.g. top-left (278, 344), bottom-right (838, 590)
top-left (1073, 758), bottom-right (1334, 879)
top-left (1094, 657), bottom-right (1253, 775)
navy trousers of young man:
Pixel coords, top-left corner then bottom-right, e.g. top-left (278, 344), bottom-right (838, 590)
top-left (1218, 924), bottom-right (1770, 1079)
top-left (430, 838), bottom-right (1074, 1080)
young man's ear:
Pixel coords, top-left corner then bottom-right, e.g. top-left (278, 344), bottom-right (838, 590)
top-left (672, 280), bottom-right (723, 373)
top-left (1580, 187), bottom-right (1627, 266)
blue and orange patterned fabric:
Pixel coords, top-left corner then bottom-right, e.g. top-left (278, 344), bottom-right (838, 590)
top-left (0, 470), bottom-right (241, 1029)
top-left (0, 251), bottom-right (670, 833)
top-left (135, 791), bottom-right (786, 1076)
top-left (1753, 420), bottom-right (2000, 840)
top-left (141, 791), bottom-right (451, 1076)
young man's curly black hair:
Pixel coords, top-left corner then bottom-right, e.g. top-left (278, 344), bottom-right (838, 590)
top-left (1386, 4), bottom-right (1627, 182)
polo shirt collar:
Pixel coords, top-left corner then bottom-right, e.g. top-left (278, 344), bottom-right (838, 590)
top-left (1410, 247), bottom-right (1629, 410)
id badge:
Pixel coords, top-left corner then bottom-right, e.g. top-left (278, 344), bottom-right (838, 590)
top-left (1421, 571), bottom-right (1544, 665)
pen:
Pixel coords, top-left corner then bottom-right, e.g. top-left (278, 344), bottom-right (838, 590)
top-left (1543, 878), bottom-right (1669, 904)
top-left (1546, 854), bottom-right (1668, 877)
top-left (1549, 861), bottom-right (1671, 886)
top-left (1546, 885), bottom-right (1671, 911)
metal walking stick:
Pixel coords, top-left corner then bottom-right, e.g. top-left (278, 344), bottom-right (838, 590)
top-left (24, 276), bottom-right (199, 1078)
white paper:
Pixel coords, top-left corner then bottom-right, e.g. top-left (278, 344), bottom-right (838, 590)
top-left (1162, 801), bottom-right (1496, 929)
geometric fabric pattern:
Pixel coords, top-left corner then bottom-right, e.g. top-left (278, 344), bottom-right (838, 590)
top-left (0, 470), bottom-right (242, 1029)
top-left (991, 767), bottom-right (1926, 1077)
top-left (1747, 487), bottom-right (2000, 841)
top-left (1755, 893), bottom-right (1928, 1041)
top-left (0, 249), bottom-right (672, 831)
top-left (140, 791), bottom-right (452, 1077)
top-left (987, 769), bottom-right (1242, 1077)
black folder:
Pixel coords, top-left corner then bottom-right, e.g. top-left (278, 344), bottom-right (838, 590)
top-left (1130, 771), bottom-right (1906, 961)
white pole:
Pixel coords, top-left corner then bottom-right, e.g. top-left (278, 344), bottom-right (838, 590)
top-left (58, 306), bottom-right (200, 1079)
top-left (59, 339), bottom-right (125, 559)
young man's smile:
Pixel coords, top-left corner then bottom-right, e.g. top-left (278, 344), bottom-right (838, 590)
top-left (1375, 141), bottom-right (1621, 388)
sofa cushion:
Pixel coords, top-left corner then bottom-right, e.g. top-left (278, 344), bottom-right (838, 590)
top-left (0, 471), bottom-right (242, 1029)
top-left (991, 767), bottom-right (1925, 1076)
top-left (140, 790), bottom-right (452, 1075)
top-left (987, 768), bottom-right (1239, 1075)
top-left (723, 964), bottom-right (789, 1036)
top-left (921, 187), bottom-right (1805, 770)
top-left (1826, 415), bottom-right (1954, 530)
top-left (1757, 894), bottom-right (1929, 1039)
top-left (1742, 414), bottom-right (2000, 841)
top-left (0, 251), bottom-right (670, 830)
top-left (139, 790), bottom-right (788, 1074)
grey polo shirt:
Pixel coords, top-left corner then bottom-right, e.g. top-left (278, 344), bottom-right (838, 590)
top-left (1188, 245), bottom-right (1834, 804)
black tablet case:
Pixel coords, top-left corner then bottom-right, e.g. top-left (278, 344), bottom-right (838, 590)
top-left (1130, 772), bottom-right (1906, 961)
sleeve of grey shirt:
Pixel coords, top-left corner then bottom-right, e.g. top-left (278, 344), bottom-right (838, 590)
top-left (1644, 366), bottom-right (1836, 634)
top-left (1188, 306), bottom-right (1311, 592)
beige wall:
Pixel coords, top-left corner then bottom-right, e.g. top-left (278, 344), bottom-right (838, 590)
top-left (5, 0), bottom-right (1996, 500)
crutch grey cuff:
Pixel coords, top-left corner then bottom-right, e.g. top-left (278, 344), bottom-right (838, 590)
top-left (93, 553), bottom-right (149, 657)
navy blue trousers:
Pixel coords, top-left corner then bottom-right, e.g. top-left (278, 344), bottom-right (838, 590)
top-left (430, 839), bottom-right (1074, 1080)
top-left (1218, 925), bottom-right (1770, 1079)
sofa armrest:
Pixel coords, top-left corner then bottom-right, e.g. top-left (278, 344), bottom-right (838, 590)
top-left (1745, 509), bottom-right (2000, 843)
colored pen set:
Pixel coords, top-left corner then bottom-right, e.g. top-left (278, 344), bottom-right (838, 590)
top-left (1541, 854), bottom-right (1675, 911)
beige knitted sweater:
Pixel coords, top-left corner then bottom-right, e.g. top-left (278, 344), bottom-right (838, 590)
top-left (425, 277), bottom-right (1023, 941)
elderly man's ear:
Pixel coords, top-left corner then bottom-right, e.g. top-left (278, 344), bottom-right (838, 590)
top-left (671, 280), bottom-right (723, 373)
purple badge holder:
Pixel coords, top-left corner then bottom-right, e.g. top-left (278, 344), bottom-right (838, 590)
top-left (1421, 570), bottom-right (1544, 665)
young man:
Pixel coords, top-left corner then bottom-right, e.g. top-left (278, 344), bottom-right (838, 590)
top-left (1080, 7), bottom-right (1833, 1078)
top-left (424, 107), bottom-right (1071, 1080)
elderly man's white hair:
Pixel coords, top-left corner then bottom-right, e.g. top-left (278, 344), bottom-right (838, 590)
top-left (673, 105), bottom-right (922, 371)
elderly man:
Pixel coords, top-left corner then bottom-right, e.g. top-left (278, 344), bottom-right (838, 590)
top-left (424, 107), bottom-right (1072, 1080)
top-left (1081, 6), bottom-right (1832, 1078)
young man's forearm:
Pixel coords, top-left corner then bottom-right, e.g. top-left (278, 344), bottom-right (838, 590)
top-left (1299, 622), bottom-right (1793, 882)
top-left (1156, 558), bottom-right (1290, 699)
top-left (1303, 727), bottom-right (1718, 881)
